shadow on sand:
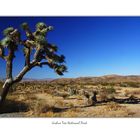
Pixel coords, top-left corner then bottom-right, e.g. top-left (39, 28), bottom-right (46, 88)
top-left (0, 99), bottom-right (29, 114)
top-left (97, 96), bottom-right (140, 104)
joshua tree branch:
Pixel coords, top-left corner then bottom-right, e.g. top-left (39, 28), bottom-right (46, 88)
top-left (6, 48), bottom-right (14, 80)
top-left (13, 58), bottom-right (39, 83)
top-left (34, 46), bottom-right (42, 61)
top-left (6, 59), bottom-right (13, 79)
top-left (13, 60), bottom-right (36, 83)
top-left (13, 66), bottom-right (31, 83)
top-left (21, 40), bottom-right (33, 66)
top-left (24, 47), bottom-right (31, 66)
top-left (22, 24), bottom-right (34, 40)
top-left (36, 62), bottom-right (49, 67)
top-left (0, 48), bottom-right (15, 103)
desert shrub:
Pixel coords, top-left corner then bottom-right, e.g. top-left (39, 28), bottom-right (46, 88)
top-left (68, 87), bottom-right (77, 96)
top-left (28, 99), bottom-right (56, 115)
top-left (100, 86), bottom-right (116, 101)
top-left (105, 102), bottom-right (124, 111)
top-left (101, 82), bottom-right (115, 86)
top-left (127, 82), bottom-right (140, 88)
top-left (120, 82), bottom-right (140, 88)
top-left (119, 83), bottom-right (128, 87)
top-left (54, 91), bottom-right (69, 98)
top-left (106, 86), bottom-right (116, 94)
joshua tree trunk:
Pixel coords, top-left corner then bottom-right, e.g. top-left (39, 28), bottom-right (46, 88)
top-left (0, 47), bottom-right (14, 104)
top-left (0, 49), bottom-right (14, 104)
top-left (0, 61), bottom-right (35, 105)
top-left (0, 80), bottom-right (12, 104)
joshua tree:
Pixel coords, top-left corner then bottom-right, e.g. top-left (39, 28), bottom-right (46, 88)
top-left (84, 90), bottom-right (98, 106)
top-left (0, 22), bottom-right (67, 104)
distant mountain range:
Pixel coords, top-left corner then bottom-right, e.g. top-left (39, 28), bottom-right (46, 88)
top-left (0, 78), bottom-right (54, 82)
top-left (1, 75), bottom-right (140, 84)
top-left (22, 78), bottom-right (54, 81)
top-left (49, 75), bottom-right (140, 84)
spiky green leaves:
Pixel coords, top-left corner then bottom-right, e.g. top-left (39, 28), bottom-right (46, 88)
top-left (35, 35), bottom-right (47, 45)
top-left (1, 37), bottom-right (18, 51)
top-left (2, 27), bottom-right (20, 46)
top-left (0, 22), bottom-right (67, 76)
top-left (1, 37), bottom-right (11, 47)
top-left (53, 54), bottom-right (65, 63)
top-left (35, 22), bottom-right (53, 37)
top-left (21, 22), bottom-right (29, 30)
top-left (46, 53), bottom-right (65, 64)
top-left (36, 22), bottom-right (47, 30)
top-left (10, 29), bottom-right (20, 43)
top-left (46, 62), bottom-right (67, 75)
top-left (36, 22), bottom-right (53, 31)
top-left (47, 43), bottom-right (58, 52)
top-left (54, 65), bottom-right (67, 75)
top-left (48, 26), bottom-right (53, 31)
top-left (3, 27), bottom-right (14, 36)
top-left (45, 53), bottom-right (67, 75)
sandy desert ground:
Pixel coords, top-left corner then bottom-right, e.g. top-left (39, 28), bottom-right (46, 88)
top-left (1, 75), bottom-right (140, 117)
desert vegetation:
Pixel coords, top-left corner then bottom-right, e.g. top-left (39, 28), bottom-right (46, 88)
top-left (1, 75), bottom-right (140, 117)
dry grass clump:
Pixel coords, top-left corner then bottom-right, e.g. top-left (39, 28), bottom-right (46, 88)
top-left (5, 93), bottom-right (57, 117)
top-left (28, 100), bottom-right (50, 115)
top-left (26, 96), bottom-right (58, 116)
top-left (55, 100), bottom-right (66, 107)
top-left (53, 91), bottom-right (69, 98)
top-left (104, 102), bottom-right (124, 111)
top-left (83, 103), bottom-right (131, 117)
top-left (96, 102), bottom-right (135, 117)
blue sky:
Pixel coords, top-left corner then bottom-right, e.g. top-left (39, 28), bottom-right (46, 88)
top-left (1, 17), bottom-right (140, 79)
